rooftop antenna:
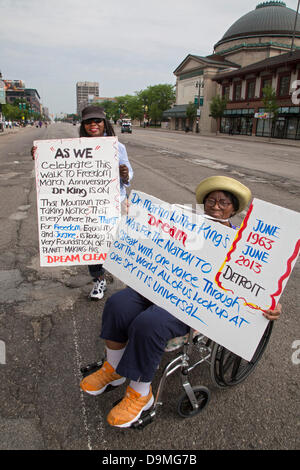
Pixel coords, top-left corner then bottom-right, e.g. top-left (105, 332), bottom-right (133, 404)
top-left (290, 0), bottom-right (300, 54)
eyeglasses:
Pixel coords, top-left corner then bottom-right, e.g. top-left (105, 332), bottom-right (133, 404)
top-left (84, 118), bottom-right (104, 125)
top-left (205, 198), bottom-right (233, 208)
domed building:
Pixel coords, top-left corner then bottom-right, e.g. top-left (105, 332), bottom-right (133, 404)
top-left (163, 1), bottom-right (300, 140)
top-left (214, 1), bottom-right (300, 66)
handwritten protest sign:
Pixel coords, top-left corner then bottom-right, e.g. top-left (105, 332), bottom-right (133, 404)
top-left (35, 137), bottom-right (120, 267)
top-left (216, 198), bottom-right (300, 311)
top-left (103, 190), bottom-right (300, 361)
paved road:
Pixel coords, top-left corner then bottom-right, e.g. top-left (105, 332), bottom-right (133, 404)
top-left (122, 127), bottom-right (300, 187)
top-left (0, 123), bottom-right (299, 451)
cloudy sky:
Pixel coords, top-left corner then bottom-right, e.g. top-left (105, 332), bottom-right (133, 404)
top-left (1, 0), bottom-right (299, 116)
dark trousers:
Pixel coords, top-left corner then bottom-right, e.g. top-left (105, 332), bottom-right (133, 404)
top-left (100, 287), bottom-right (189, 382)
top-left (88, 264), bottom-right (105, 279)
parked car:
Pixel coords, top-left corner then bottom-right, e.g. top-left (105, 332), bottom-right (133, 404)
top-left (121, 122), bottom-right (132, 133)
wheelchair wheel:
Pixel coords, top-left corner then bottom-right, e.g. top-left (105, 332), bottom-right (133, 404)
top-left (210, 321), bottom-right (273, 388)
top-left (177, 386), bottom-right (210, 418)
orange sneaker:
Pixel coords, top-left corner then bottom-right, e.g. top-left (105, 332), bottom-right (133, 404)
top-left (80, 361), bottom-right (125, 396)
top-left (107, 385), bottom-right (154, 428)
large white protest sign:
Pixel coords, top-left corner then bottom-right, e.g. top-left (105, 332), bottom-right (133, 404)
top-left (103, 190), bottom-right (300, 361)
top-left (35, 137), bottom-right (120, 267)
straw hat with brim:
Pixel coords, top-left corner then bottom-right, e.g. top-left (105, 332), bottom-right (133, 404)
top-left (195, 176), bottom-right (252, 214)
top-left (81, 105), bottom-right (106, 121)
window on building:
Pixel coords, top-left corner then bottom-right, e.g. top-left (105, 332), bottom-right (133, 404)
top-left (222, 85), bottom-right (230, 100)
top-left (261, 77), bottom-right (272, 89)
top-left (261, 77), bottom-right (272, 97)
top-left (278, 74), bottom-right (290, 97)
top-left (246, 80), bottom-right (256, 99)
top-left (233, 82), bottom-right (242, 101)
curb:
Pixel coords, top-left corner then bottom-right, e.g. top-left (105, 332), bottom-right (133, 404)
top-left (0, 127), bottom-right (32, 137)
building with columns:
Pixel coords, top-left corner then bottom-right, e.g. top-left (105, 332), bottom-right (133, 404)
top-left (163, 1), bottom-right (300, 139)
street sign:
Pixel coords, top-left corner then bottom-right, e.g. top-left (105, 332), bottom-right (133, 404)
top-left (194, 97), bottom-right (204, 107)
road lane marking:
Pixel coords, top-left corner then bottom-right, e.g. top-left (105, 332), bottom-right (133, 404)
top-left (71, 312), bottom-right (94, 450)
top-left (185, 158), bottom-right (228, 170)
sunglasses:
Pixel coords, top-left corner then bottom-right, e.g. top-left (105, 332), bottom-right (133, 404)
top-left (84, 118), bottom-right (104, 125)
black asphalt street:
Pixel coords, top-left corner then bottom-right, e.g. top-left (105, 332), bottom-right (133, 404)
top-left (0, 123), bottom-right (299, 451)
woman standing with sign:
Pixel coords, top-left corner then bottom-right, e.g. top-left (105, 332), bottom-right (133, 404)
top-left (32, 105), bottom-right (133, 301)
top-left (79, 106), bottom-right (133, 300)
top-left (80, 176), bottom-right (281, 428)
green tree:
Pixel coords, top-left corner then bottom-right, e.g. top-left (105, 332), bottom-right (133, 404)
top-left (262, 85), bottom-right (279, 139)
top-left (89, 83), bottom-right (175, 127)
top-left (126, 95), bottom-right (144, 122)
top-left (136, 84), bottom-right (175, 125)
top-left (186, 101), bottom-right (197, 130)
top-left (99, 100), bottom-right (120, 122)
top-left (210, 95), bottom-right (227, 134)
top-left (2, 103), bottom-right (21, 120)
top-left (148, 102), bottom-right (161, 126)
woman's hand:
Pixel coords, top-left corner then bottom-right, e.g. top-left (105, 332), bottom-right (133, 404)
top-left (119, 164), bottom-right (129, 183)
top-left (263, 303), bottom-right (282, 321)
top-left (31, 146), bottom-right (37, 160)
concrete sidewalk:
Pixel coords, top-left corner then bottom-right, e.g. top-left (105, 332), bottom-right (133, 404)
top-left (0, 126), bottom-right (34, 137)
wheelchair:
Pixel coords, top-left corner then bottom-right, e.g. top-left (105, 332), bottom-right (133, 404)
top-left (80, 321), bottom-right (273, 429)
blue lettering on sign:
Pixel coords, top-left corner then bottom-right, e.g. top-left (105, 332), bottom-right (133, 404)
top-left (130, 192), bottom-right (142, 206)
top-left (252, 219), bottom-right (280, 238)
top-left (125, 216), bottom-right (151, 238)
top-left (107, 195), bottom-right (252, 331)
top-left (98, 216), bottom-right (118, 225)
top-left (137, 243), bottom-right (153, 259)
top-left (201, 278), bottom-right (241, 311)
top-left (53, 224), bottom-right (80, 231)
top-left (242, 244), bottom-right (270, 263)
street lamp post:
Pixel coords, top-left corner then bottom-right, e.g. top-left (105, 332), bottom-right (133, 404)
top-left (291, 0), bottom-right (300, 54)
top-left (143, 105), bottom-right (148, 128)
top-left (195, 80), bottom-right (204, 133)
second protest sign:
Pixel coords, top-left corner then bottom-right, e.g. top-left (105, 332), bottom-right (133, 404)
top-left (103, 190), bottom-right (299, 361)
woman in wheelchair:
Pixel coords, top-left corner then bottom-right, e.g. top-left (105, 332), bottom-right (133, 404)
top-left (80, 176), bottom-right (281, 428)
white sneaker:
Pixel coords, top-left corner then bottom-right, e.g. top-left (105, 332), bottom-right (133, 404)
top-left (89, 278), bottom-right (107, 300)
